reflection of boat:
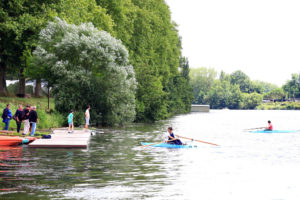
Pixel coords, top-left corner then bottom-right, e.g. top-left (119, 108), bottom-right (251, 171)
top-left (141, 142), bottom-right (197, 148)
top-left (250, 130), bottom-right (300, 133)
top-left (0, 136), bottom-right (27, 146)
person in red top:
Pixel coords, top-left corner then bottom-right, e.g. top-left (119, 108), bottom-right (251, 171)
top-left (266, 120), bottom-right (273, 131)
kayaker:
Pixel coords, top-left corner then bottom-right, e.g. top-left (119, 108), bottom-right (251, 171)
top-left (2, 104), bottom-right (12, 130)
top-left (265, 120), bottom-right (273, 131)
top-left (166, 127), bottom-right (183, 145)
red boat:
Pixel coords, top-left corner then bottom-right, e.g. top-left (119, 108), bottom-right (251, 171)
top-left (0, 136), bottom-right (23, 146)
top-left (24, 137), bottom-right (36, 144)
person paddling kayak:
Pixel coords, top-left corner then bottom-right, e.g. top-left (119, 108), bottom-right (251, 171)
top-left (166, 127), bottom-right (183, 145)
top-left (265, 120), bottom-right (273, 131)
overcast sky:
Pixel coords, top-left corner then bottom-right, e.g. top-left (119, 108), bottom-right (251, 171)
top-left (165, 0), bottom-right (300, 86)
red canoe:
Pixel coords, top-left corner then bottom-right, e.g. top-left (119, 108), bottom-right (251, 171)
top-left (0, 136), bottom-right (23, 146)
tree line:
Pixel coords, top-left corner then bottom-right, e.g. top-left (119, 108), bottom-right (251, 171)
top-left (190, 68), bottom-right (300, 109)
top-left (1, 0), bottom-right (193, 125)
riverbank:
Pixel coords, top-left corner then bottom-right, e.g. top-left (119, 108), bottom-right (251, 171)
top-left (0, 97), bottom-right (64, 130)
top-left (256, 101), bottom-right (300, 110)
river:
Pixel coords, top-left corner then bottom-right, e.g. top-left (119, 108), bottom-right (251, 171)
top-left (1, 110), bottom-right (300, 200)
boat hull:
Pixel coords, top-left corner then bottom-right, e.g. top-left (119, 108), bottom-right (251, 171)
top-left (250, 130), bottom-right (300, 133)
top-left (0, 136), bottom-right (23, 146)
top-left (141, 142), bottom-right (197, 148)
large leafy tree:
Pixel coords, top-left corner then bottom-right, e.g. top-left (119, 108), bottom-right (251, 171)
top-left (1, 0), bottom-right (113, 97)
top-left (31, 18), bottom-right (136, 126)
top-left (98, 0), bottom-right (188, 121)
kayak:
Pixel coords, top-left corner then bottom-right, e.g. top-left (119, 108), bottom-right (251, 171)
top-left (250, 130), bottom-right (300, 133)
top-left (141, 142), bottom-right (197, 148)
top-left (0, 136), bottom-right (24, 146)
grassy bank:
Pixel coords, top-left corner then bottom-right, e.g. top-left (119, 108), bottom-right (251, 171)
top-left (0, 97), bottom-right (64, 130)
top-left (256, 101), bottom-right (300, 110)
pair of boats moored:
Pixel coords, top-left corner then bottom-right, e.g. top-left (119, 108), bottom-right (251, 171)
top-left (0, 136), bottom-right (36, 146)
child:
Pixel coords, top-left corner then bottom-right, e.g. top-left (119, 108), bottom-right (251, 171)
top-left (68, 110), bottom-right (74, 133)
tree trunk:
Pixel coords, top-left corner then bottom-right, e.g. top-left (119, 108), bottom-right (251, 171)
top-left (0, 62), bottom-right (7, 96)
top-left (17, 68), bottom-right (26, 97)
top-left (48, 86), bottom-right (50, 110)
top-left (35, 79), bottom-right (43, 97)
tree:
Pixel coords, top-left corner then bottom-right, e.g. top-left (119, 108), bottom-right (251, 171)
top-left (264, 88), bottom-right (285, 101)
top-left (190, 67), bottom-right (217, 104)
top-left (242, 93), bottom-right (263, 109)
top-left (31, 18), bottom-right (136, 125)
top-left (283, 73), bottom-right (300, 100)
top-left (230, 70), bottom-right (251, 93)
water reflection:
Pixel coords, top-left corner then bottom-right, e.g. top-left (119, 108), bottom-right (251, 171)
top-left (0, 110), bottom-right (300, 199)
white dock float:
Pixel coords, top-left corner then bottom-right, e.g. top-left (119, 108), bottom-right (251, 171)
top-left (29, 129), bottom-right (91, 148)
top-left (191, 104), bottom-right (210, 112)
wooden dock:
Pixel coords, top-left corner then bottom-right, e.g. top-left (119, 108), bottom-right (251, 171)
top-left (29, 129), bottom-right (91, 148)
top-left (191, 104), bottom-right (210, 112)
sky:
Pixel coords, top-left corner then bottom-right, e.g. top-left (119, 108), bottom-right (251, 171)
top-left (165, 0), bottom-right (300, 86)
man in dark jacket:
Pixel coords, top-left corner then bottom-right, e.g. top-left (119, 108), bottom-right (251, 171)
top-left (2, 104), bottom-right (12, 130)
top-left (29, 106), bottom-right (38, 136)
top-left (14, 104), bottom-right (23, 133)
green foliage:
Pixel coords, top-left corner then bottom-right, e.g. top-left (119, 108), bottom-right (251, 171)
top-left (257, 101), bottom-right (300, 110)
top-left (31, 18), bottom-right (137, 126)
top-left (190, 67), bottom-right (217, 104)
top-left (99, 0), bottom-right (189, 121)
top-left (230, 70), bottom-right (251, 93)
top-left (241, 93), bottom-right (263, 109)
top-left (264, 88), bottom-right (285, 100)
top-left (283, 73), bottom-right (300, 99)
top-left (7, 82), bottom-right (34, 95)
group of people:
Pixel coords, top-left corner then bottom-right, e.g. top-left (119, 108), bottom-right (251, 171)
top-left (2, 104), bottom-right (39, 136)
top-left (67, 105), bottom-right (90, 133)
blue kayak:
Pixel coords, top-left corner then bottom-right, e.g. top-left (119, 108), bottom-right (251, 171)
top-left (141, 142), bottom-right (197, 148)
top-left (250, 130), bottom-right (300, 133)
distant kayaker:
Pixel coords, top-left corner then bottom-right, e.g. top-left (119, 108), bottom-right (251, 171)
top-left (2, 104), bottom-right (12, 130)
top-left (166, 127), bottom-right (183, 145)
top-left (265, 120), bottom-right (273, 131)
top-left (68, 110), bottom-right (74, 133)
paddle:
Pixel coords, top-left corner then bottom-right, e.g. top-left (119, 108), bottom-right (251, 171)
top-left (176, 134), bottom-right (219, 146)
top-left (244, 127), bottom-right (265, 131)
top-left (141, 138), bottom-right (178, 148)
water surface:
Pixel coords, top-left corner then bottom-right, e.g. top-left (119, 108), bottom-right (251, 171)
top-left (1, 110), bottom-right (300, 200)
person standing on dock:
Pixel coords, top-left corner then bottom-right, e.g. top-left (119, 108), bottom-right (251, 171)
top-left (85, 105), bottom-right (90, 131)
top-left (14, 104), bottom-right (23, 133)
top-left (68, 110), bottom-right (74, 133)
top-left (29, 106), bottom-right (39, 136)
top-left (22, 105), bottom-right (31, 135)
top-left (2, 104), bottom-right (12, 130)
